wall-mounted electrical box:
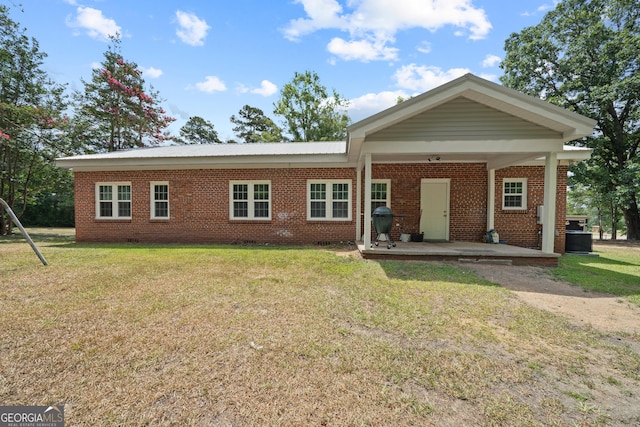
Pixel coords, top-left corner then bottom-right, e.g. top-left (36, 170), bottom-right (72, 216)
top-left (537, 205), bottom-right (544, 225)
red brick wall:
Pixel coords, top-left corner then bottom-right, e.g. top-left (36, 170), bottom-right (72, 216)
top-left (74, 168), bottom-right (357, 244)
top-left (494, 165), bottom-right (567, 253)
top-left (369, 163), bottom-right (488, 241)
top-left (74, 163), bottom-right (567, 252)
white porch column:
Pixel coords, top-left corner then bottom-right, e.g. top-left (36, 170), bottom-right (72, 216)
top-left (363, 153), bottom-right (372, 248)
top-left (541, 152), bottom-right (558, 254)
top-left (487, 168), bottom-right (495, 231)
top-left (356, 164), bottom-right (362, 242)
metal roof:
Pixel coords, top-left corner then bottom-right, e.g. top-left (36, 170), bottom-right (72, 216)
top-left (63, 141), bottom-right (347, 159)
top-left (55, 141), bottom-right (350, 171)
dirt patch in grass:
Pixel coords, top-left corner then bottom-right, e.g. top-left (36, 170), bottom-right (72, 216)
top-left (460, 262), bottom-right (640, 335)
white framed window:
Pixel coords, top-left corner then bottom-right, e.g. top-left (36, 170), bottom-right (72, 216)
top-left (502, 178), bottom-right (527, 210)
top-left (371, 179), bottom-right (391, 213)
top-left (151, 182), bottom-right (169, 219)
top-left (230, 181), bottom-right (271, 220)
top-left (96, 183), bottom-right (131, 219)
top-left (307, 180), bottom-right (352, 221)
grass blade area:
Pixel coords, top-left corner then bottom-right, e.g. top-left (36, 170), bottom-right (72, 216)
top-left (554, 242), bottom-right (640, 306)
top-left (1, 230), bottom-right (639, 426)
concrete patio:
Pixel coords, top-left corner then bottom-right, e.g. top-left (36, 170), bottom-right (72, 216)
top-left (358, 240), bottom-right (560, 266)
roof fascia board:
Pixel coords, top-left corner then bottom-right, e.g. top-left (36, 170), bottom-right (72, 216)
top-left (462, 87), bottom-right (596, 138)
top-left (59, 160), bottom-right (357, 172)
top-left (56, 153), bottom-right (351, 171)
top-left (361, 139), bottom-right (565, 155)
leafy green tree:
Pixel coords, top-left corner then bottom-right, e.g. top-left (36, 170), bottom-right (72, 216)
top-left (21, 164), bottom-right (75, 227)
top-left (74, 36), bottom-right (175, 152)
top-left (500, 0), bottom-right (640, 240)
top-left (0, 5), bottom-right (70, 234)
top-left (273, 70), bottom-right (350, 142)
top-left (568, 171), bottom-right (625, 239)
top-left (230, 105), bottom-right (283, 143)
top-left (178, 116), bottom-right (221, 144)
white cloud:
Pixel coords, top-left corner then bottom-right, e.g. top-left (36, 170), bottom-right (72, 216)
top-left (481, 54), bottom-right (501, 68)
top-left (284, 0), bottom-right (492, 62)
top-left (169, 103), bottom-right (190, 120)
top-left (417, 41), bottom-right (432, 54)
top-left (194, 76), bottom-right (227, 93)
top-left (477, 73), bottom-right (499, 83)
top-left (236, 80), bottom-right (278, 96)
top-left (393, 65), bottom-right (469, 91)
top-left (141, 67), bottom-right (163, 78)
top-left (67, 7), bottom-right (121, 41)
top-left (284, 0), bottom-right (347, 41)
top-left (327, 37), bottom-right (398, 62)
top-left (251, 80), bottom-right (278, 96)
top-left (522, 1), bottom-right (559, 16)
top-left (348, 90), bottom-right (410, 119)
top-left (346, 67), bottom-right (500, 122)
top-left (175, 11), bottom-right (210, 46)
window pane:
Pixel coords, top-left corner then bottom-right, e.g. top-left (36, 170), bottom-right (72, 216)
top-left (504, 182), bottom-right (522, 194)
top-left (118, 185), bottom-right (131, 201)
top-left (234, 201), bottom-right (248, 217)
top-left (371, 183), bottom-right (387, 200)
top-left (154, 185), bottom-right (168, 201)
top-left (100, 201), bottom-right (112, 217)
top-left (332, 201), bottom-right (349, 218)
top-left (155, 201), bottom-right (168, 217)
top-left (117, 201), bottom-right (131, 217)
top-left (233, 184), bottom-right (248, 200)
top-left (254, 184), bottom-right (269, 200)
top-left (504, 195), bottom-right (522, 208)
top-left (310, 183), bottom-right (326, 200)
top-left (333, 183), bottom-right (348, 200)
top-left (254, 201), bottom-right (269, 218)
top-left (99, 185), bottom-right (112, 201)
top-left (310, 201), bottom-right (326, 218)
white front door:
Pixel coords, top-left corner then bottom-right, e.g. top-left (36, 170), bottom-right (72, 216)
top-left (420, 179), bottom-right (450, 241)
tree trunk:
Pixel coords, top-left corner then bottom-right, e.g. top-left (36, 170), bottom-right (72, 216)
top-left (622, 197), bottom-right (640, 240)
top-left (611, 200), bottom-right (618, 241)
top-left (597, 209), bottom-right (604, 240)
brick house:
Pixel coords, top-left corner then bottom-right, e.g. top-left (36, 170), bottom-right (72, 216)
top-left (56, 74), bottom-right (595, 255)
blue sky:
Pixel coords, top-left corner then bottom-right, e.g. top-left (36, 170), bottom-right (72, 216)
top-left (8, 0), bottom-right (558, 142)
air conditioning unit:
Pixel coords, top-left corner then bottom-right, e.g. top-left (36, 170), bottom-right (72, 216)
top-left (537, 205), bottom-right (544, 225)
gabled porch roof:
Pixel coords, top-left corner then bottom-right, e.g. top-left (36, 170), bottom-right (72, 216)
top-left (346, 73), bottom-right (596, 169)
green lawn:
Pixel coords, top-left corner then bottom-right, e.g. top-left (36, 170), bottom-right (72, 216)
top-left (1, 229), bottom-right (639, 426)
top-left (554, 242), bottom-right (640, 306)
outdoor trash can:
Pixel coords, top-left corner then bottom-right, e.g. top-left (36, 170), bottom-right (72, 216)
top-left (371, 206), bottom-right (396, 249)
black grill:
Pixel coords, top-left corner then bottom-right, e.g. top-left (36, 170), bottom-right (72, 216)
top-left (371, 206), bottom-right (396, 249)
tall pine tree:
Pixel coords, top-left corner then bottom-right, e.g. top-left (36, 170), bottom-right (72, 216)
top-left (0, 5), bottom-right (70, 234)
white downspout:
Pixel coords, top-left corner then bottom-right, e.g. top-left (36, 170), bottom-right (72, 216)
top-left (541, 152), bottom-right (558, 254)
